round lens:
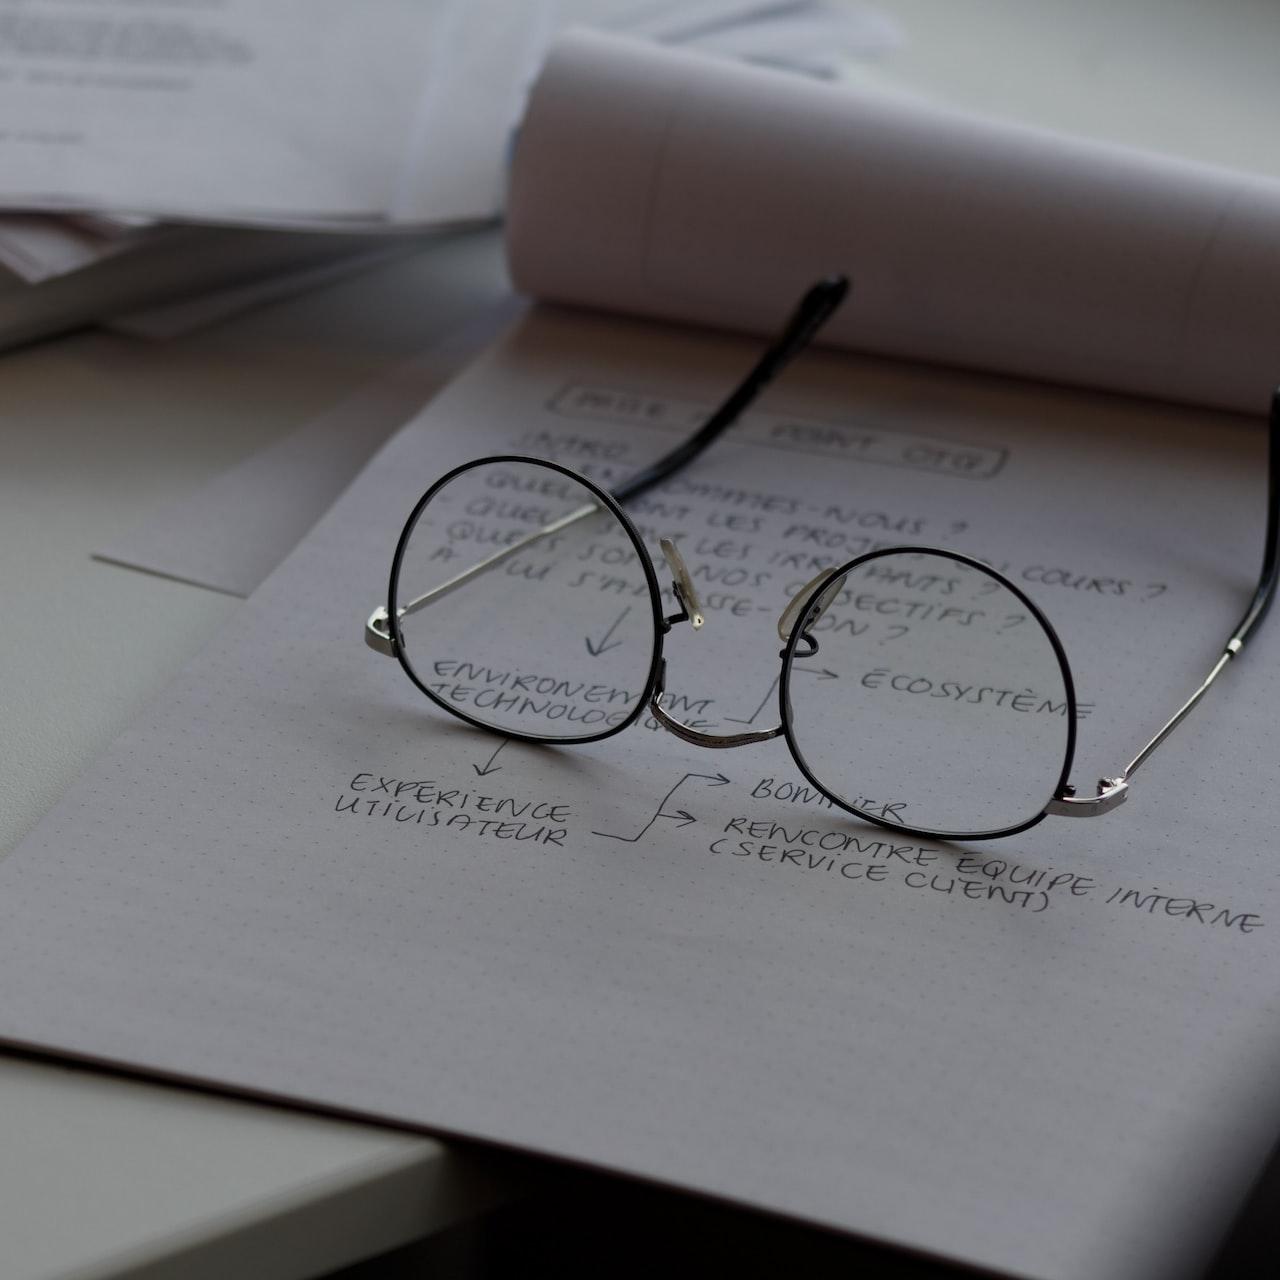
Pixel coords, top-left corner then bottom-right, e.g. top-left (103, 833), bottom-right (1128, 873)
top-left (390, 458), bottom-right (660, 742)
top-left (781, 549), bottom-right (1074, 838)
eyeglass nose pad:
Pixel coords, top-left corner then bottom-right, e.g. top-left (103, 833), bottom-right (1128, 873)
top-left (660, 537), bottom-right (705, 630)
top-left (777, 570), bottom-right (846, 645)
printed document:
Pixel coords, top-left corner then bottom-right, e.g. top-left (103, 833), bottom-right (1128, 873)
top-left (0, 0), bottom-right (497, 224)
top-left (0, 3), bottom-right (880, 228)
top-left (1, 307), bottom-right (1278, 1280)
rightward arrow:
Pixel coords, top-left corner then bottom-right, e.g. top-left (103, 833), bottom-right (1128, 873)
top-left (593, 771), bottom-right (731, 842)
top-left (471, 738), bottom-right (509, 777)
top-left (659, 808), bottom-right (697, 828)
top-left (585, 606), bottom-right (631, 657)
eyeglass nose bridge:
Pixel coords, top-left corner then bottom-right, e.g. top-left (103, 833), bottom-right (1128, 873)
top-left (650, 659), bottom-right (784, 748)
top-left (651, 537), bottom-right (783, 747)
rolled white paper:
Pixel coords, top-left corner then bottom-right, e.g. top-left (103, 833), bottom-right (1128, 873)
top-left (509, 30), bottom-right (1280, 415)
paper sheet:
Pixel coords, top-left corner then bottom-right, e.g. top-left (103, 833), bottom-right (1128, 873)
top-left (3, 304), bottom-right (1280, 1279)
top-left (0, 1), bottom-right (844, 230)
top-left (0, 0), bottom-right (470, 223)
top-left (0, 212), bottom-right (146, 283)
top-left (683, 2), bottom-right (903, 78)
top-left (96, 295), bottom-right (524, 597)
top-left (508, 32), bottom-right (1280, 414)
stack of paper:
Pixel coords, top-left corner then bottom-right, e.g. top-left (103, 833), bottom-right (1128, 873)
top-left (0, 0), bottom-right (900, 349)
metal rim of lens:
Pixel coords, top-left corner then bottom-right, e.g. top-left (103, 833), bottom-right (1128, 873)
top-left (777, 546), bottom-right (1079, 842)
top-left (387, 455), bottom-right (666, 746)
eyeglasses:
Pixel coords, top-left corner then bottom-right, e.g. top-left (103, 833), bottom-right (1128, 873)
top-left (365, 279), bottom-right (1279, 842)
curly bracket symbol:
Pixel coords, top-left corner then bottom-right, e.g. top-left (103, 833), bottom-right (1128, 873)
top-left (726, 666), bottom-right (837, 726)
top-left (592, 771), bottom-right (731, 843)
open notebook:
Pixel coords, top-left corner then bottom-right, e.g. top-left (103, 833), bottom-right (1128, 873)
top-left (4, 32), bottom-right (1280, 1280)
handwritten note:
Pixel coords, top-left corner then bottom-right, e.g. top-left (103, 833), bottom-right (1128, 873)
top-left (0, 306), bottom-right (1277, 1280)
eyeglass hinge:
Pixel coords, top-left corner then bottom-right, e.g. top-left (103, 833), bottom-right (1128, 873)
top-left (365, 606), bottom-right (398, 657)
top-left (1044, 776), bottom-right (1129, 818)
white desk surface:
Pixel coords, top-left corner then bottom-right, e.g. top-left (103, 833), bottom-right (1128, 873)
top-left (3, 3), bottom-right (1279, 1276)
top-left (1, 233), bottom-right (519, 1280)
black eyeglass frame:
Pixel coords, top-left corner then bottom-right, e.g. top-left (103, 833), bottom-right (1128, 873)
top-left (386, 458), bottom-right (1081, 842)
top-left (387, 454), bottom-right (668, 748)
top-left (776, 545), bottom-right (1080, 841)
top-left (369, 276), bottom-right (1280, 842)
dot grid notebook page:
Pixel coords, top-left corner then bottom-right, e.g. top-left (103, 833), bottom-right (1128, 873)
top-left (1, 307), bottom-right (1277, 1280)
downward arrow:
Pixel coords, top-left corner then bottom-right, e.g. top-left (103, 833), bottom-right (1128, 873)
top-left (585, 606), bottom-right (631, 657)
top-left (472, 738), bottom-right (509, 776)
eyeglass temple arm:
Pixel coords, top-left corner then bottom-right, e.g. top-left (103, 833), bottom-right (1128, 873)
top-left (1224, 388), bottom-right (1280, 649)
top-left (1048, 387), bottom-right (1280, 816)
top-left (365, 501), bottom-right (598, 655)
top-left (609, 276), bottom-right (849, 506)
top-left (367, 276), bottom-right (850, 656)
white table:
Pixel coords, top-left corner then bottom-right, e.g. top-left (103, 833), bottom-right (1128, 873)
top-left (4, 3), bottom-right (1279, 1274)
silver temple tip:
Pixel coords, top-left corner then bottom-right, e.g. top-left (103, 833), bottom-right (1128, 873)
top-left (365, 606), bottom-right (396, 657)
top-left (1045, 776), bottom-right (1129, 818)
